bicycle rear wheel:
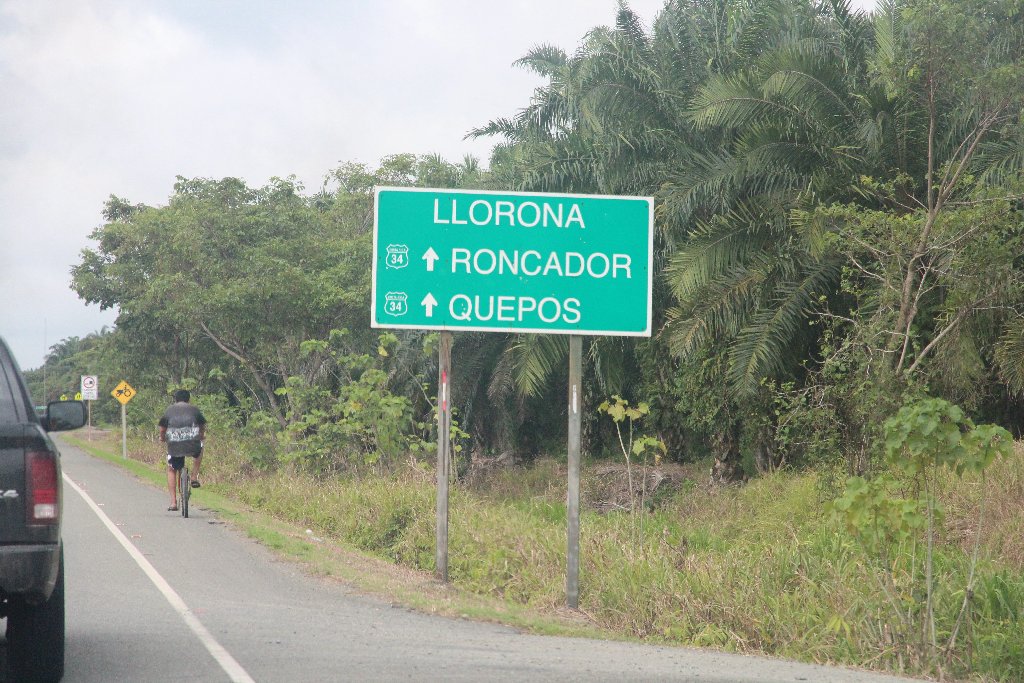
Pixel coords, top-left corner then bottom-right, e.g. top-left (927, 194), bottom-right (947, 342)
top-left (180, 465), bottom-right (190, 518)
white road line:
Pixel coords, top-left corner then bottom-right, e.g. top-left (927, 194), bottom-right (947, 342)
top-left (63, 473), bottom-right (256, 683)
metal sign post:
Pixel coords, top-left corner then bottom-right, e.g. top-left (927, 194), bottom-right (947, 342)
top-left (435, 332), bottom-right (453, 582)
top-left (566, 335), bottom-right (582, 608)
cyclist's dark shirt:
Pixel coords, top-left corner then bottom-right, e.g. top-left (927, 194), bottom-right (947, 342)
top-left (159, 402), bottom-right (207, 457)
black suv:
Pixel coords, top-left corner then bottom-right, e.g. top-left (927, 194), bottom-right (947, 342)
top-left (0, 337), bottom-right (85, 681)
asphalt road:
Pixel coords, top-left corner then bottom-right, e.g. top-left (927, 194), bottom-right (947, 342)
top-left (4, 438), bottom-right (921, 682)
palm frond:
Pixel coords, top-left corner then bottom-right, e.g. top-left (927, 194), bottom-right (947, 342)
top-left (667, 257), bottom-right (777, 357)
top-left (666, 203), bottom-right (780, 298)
top-left (487, 344), bottom-right (516, 403)
top-left (995, 318), bottom-right (1024, 395)
top-left (513, 44), bottom-right (569, 77)
top-left (871, 0), bottom-right (908, 94)
top-left (689, 73), bottom-right (778, 130)
top-left (466, 117), bottom-right (523, 141)
top-left (508, 334), bottom-right (569, 398)
top-left (728, 257), bottom-right (842, 394)
top-left (975, 138), bottom-right (1024, 188)
top-left (761, 66), bottom-right (856, 124)
top-left (587, 336), bottom-right (629, 396)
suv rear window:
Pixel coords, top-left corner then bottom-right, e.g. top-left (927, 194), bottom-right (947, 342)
top-left (0, 346), bottom-right (30, 425)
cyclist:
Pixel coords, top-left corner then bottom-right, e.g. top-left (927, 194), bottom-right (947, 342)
top-left (158, 389), bottom-right (207, 511)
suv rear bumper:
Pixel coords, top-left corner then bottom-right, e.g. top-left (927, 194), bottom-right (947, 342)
top-left (0, 543), bottom-right (60, 605)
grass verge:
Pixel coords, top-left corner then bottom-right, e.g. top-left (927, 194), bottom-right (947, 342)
top-left (64, 431), bottom-right (1024, 681)
top-left (61, 432), bottom-right (609, 640)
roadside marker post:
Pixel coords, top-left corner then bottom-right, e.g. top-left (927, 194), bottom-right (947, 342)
top-left (372, 186), bottom-right (653, 604)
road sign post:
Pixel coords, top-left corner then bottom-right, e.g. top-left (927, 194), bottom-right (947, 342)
top-left (566, 335), bottom-right (582, 609)
top-left (80, 375), bottom-right (98, 400)
top-left (372, 187), bottom-right (653, 603)
top-left (81, 376), bottom-right (98, 440)
top-left (112, 380), bottom-right (136, 459)
top-left (436, 332), bottom-right (452, 582)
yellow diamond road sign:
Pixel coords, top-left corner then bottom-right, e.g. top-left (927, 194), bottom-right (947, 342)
top-left (112, 380), bottom-right (136, 405)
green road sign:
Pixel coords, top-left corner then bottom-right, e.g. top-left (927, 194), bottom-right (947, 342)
top-left (371, 187), bottom-right (653, 336)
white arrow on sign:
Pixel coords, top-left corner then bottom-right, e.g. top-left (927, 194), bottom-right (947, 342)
top-left (421, 292), bottom-right (438, 317)
top-left (422, 247), bottom-right (439, 272)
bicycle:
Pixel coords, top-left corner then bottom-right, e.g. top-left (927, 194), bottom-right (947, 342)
top-left (178, 462), bottom-right (191, 518)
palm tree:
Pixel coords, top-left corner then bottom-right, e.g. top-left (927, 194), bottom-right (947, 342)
top-left (468, 1), bottom-right (865, 461)
top-left (663, 0), bottom-right (885, 394)
top-left (465, 4), bottom-right (670, 434)
top-left (472, 0), bottom-right (1024, 464)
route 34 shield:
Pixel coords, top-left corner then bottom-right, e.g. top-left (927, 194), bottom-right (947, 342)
top-left (384, 292), bottom-right (408, 317)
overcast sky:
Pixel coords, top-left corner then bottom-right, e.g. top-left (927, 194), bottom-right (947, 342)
top-left (0, 0), bottom-right (876, 370)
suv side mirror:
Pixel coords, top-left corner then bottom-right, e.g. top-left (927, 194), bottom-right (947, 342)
top-left (43, 401), bottom-right (87, 432)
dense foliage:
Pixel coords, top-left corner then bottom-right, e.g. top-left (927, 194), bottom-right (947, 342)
top-left (35, 0), bottom-right (1023, 478)
top-left (473, 0), bottom-right (1024, 479)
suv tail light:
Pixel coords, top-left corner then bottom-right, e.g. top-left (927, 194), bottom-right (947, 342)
top-left (26, 450), bottom-right (59, 524)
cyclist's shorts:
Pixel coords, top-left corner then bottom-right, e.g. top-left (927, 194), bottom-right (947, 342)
top-left (167, 449), bottom-right (202, 471)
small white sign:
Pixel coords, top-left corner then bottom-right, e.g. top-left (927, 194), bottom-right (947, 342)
top-left (80, 375), bottom-right (99, 401)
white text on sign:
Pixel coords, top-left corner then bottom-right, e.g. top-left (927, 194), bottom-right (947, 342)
top-left (449, 249), bottom-right (631, 279)
top-left (449, 295), bottom-right (581, 324)
top-left (434, 199), bottom-right (585, 229)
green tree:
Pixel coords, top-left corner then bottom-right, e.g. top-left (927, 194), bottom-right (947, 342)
top-left (73, 176), bottom-right (372, 428)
